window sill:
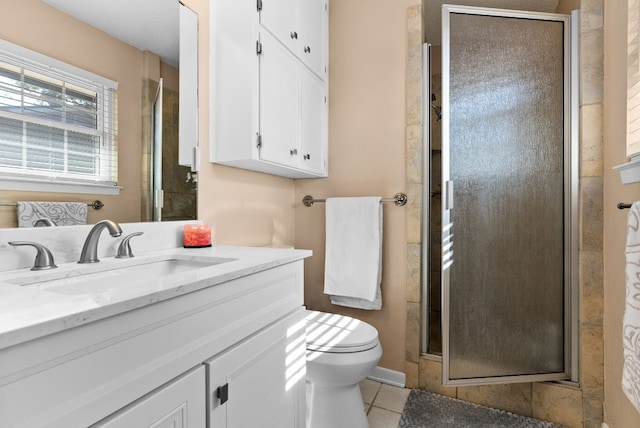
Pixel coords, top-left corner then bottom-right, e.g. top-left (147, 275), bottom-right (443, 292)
top-left (0, 177), bottom-right (121, 195)
top-left (614, 157), bottom-right (640, 185)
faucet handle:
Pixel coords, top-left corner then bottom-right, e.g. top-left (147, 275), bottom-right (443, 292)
top-left (8, 241), bottom-right (57, 270)
top-left (34, 218), bottom-right (57, 227)
top-left (116, 232), bottom-right (143, 259)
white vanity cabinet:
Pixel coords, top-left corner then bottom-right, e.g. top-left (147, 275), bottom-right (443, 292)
top-left (0, 259), bottom-right (307, 428)
top-left (210, 0), bottom-right (328, 179)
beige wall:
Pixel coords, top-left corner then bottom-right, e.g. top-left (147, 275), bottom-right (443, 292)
top-left (192, 0), bottom-right (416, 366)
top-left (603, 2), bottom-right (640, 427)
top-left (0, 0), bottom-right (145, 226)
top-left (294, 0), bottom-right (418, 372)
top-left (192, 0), bottom-right (415, 372)
top-left (184, 0), bottom-right (414, 372)
top-left (556, 0), bottom-right (580, 15)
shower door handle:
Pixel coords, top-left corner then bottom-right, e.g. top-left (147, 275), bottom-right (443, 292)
top-left (445, 180), bottom-right (454, 209)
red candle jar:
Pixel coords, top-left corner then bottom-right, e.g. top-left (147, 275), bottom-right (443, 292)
top-left (183, 224), bottom-right (212, 248)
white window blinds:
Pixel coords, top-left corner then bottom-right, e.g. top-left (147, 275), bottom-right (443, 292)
top-left (0, 39), bottom-right (118, 188)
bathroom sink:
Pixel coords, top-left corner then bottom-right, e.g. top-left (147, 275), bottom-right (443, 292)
top-left (2, 254), bottom-right (236, 295)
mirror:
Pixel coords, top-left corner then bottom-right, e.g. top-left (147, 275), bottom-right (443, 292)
top-left (0, 0), bottom-right (198, 227)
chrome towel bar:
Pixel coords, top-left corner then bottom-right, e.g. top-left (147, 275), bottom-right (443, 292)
top-left (0, 200), bottom-right (104, 210)
top-left (302, 193), bottom-right (408, 207)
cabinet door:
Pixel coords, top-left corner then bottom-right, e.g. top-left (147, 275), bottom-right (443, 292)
top-left (259, 31), bottom-right (300, 169)
top-left (298, 0), bottom-right (327, 79)
top-left (299, 69), bottom-right (327, 175)
top-left (207, 310), bottom-right (306, 428)
top-left (259, 0), bottom-right (298, 53)
top-left (93, 366), bottom-right (205, 428)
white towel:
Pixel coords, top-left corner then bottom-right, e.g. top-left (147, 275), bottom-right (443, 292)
top-left (624, 201), bottom-right (640, 413)
top-left (17, 201), bottom-right (87, 227)
top-left (323, 197), bottom-right (383, 310)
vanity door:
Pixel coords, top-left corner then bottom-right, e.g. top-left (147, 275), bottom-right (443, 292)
top-left (206, 309), bottom-right (306, 428)
top-left (92, 366), bottom-right (206, 428)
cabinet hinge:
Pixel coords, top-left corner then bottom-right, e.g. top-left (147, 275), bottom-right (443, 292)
top-left (257, 133), bottom-right (262, 148)
top-left (217, 383), bottom-right (229, 405)
top-left (256, 40), bottom-right (263, 55)
top-left (257, 0), bottom-right (263, 11)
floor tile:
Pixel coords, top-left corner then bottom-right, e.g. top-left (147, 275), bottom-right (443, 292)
top-left (367, 406), bottom-right (402, 428)
top-left (360, 379), bottom-right (382, 405)
top-left (374, 384), bottom-right (411, 413)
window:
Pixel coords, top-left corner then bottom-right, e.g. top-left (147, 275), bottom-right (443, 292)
top-left (0, 39), bottom-right (118, 194)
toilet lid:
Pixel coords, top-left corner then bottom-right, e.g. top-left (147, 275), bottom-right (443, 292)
top-left (305, 310), bottom-right (379, 353)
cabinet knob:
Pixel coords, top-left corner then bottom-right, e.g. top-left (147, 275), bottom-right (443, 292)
top-left (304, 154), bottom-right (311, 160)
top-left (304, 46), bottom-right (311, 54)
top-left (290, 31), bottom-right (298, 39)
top-left (290, 149), bottom-right (298, 155)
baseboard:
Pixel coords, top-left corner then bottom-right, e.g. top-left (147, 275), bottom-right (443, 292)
top-left (367, 366), bottom-right (406, 388)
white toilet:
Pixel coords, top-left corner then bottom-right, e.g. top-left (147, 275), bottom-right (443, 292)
top-left (305, 310), bottom-right (382, 428)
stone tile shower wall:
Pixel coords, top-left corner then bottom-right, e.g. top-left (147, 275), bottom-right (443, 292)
top-left (404, 2), bottom-right (604, 427)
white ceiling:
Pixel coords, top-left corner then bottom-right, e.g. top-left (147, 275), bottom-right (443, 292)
top-left (41, 0), bottom-right (180, 68)
top-left (425, 0), bottom-right (561, 45)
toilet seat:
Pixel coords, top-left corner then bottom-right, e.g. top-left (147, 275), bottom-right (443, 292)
top-left (305, 310), bottom-right (379, 353)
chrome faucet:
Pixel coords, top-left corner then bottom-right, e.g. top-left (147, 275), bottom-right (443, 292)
top-left (78, 220), bottom-right (122, 263)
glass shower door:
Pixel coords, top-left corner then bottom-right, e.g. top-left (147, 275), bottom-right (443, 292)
top-left (441, 6), bottom-right (576, 385)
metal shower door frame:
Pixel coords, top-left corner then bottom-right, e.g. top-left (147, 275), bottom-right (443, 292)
top-left (438, 5), bottom-right (579, 386)
top-left (152, 78), bottom-right (164, 222)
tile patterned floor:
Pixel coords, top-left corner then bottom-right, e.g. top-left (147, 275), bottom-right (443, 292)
top-left (360, 379), bottom-right (410, 428)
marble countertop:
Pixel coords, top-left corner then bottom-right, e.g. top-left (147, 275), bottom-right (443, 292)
top-left (0, 246), bottom-right (311, 350)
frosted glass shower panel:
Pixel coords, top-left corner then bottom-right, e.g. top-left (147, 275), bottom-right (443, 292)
top-left (445, 12), bottom-right (566, 381)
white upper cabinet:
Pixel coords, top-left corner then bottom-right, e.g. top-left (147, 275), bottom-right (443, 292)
top-left (210, 0), bottom-right (329, 179)
top-left (259, 0), bottom-right (327, 79)
top-left (258, 30), bottom-right (327, 175)
top-left (259, 31), bottom-right (300, 169)
top-left (299, 67), bottom-right (327, 175)
top-left (258, 0), bottom-right (298, 53)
